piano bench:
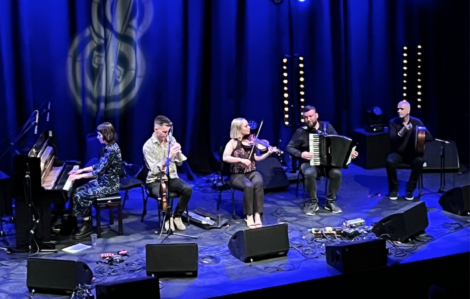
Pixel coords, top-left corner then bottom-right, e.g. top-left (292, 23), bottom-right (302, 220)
top-left (93, 194), bottom-right (123, 238)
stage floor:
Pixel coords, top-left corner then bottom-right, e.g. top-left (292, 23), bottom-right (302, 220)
top-left (0, 164), bottom-right (469, 298)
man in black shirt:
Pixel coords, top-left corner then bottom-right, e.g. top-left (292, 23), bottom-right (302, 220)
top-left (386, 100), bottom-right (433, 200)
top-left (287, 105), bottom-right (358, 215)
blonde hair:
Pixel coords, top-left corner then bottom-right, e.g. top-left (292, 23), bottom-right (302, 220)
top-left (230, 118), bottom-right (246, 139)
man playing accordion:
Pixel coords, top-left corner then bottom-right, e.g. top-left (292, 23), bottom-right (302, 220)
top-left (287, 105), bottom-right (358, 216)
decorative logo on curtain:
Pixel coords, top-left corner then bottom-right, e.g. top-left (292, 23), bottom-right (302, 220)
top-left (67, 0), bottom-right (153, 115)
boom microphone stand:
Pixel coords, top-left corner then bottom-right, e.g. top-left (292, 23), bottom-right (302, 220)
top-left (158, 127), bottom-right (197, 243)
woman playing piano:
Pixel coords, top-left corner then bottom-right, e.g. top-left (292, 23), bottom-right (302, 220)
top-left (222, 118), bottom-right (275, 229)
top-left (67, 122), bottom-right (122, 240)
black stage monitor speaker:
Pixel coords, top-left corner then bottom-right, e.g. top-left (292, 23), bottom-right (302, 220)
top-left (423, 140), bottom-right (460, 171)
top-left (96, 276), bottom-right (160, 299)
top-left (26, 258), bottom-right (93, 294)
top-left (372, 201), bottom-right (429, 242)
top-left (326, 239), bottom-right (387, 273)
top-left (439, 185), bottom-right (470, 216)
top-left (146, 243), bottom-right (198, 277)
top-left (228, 223), bottom-right (289, 262)
top-left (256, 156), bottom-right (289, 191)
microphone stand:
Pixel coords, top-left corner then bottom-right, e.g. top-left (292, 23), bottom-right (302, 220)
top-left (435, 139), bottom-right (449, 193)
top-left (159, 128), bottom-right (197, 243)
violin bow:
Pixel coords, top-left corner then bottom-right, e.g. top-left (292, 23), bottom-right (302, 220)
top-left (247, 120), bottom-right (263, 160)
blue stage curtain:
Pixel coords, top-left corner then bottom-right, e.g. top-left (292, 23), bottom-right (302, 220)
top-left (0, 0), bottom-right (468, 175)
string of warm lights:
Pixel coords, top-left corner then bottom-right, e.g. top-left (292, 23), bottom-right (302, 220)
top-left (402, 46), bottom-right (408, 101)
top-left (298, 56), bottom-right (305, 123)
top-left (282, 56), bottom-right (291, 126)
top-left (416, 45), bottom-right (422, 109)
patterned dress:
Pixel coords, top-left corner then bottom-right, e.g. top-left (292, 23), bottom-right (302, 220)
top-left (72, 142), bottom-right (122, 217)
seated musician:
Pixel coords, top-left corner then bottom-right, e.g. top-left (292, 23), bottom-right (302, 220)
top-left (143, 115), bottom-right (192, 233)
top-left (286, 105), bottom-right (358, 215)
top-left (67, 122), bottom-right (122, 240)
top-left (222, 118), bottom-right (276, 229)
top-left (386, 100), bottom-right (433, 201)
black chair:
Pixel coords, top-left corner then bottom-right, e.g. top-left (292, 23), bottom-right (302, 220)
top-left (216, 146), bottom-right (243, 219)
top-left (396, 163), bottom-right (424, 197)
top-left (140, 163), bottom-right (189, 228)
top-left (292, 156), bottom-right (329, 205)
top-left (120, 161), bottom-right (146, 209)
top-left (93, 193), bottom-right (123, 238)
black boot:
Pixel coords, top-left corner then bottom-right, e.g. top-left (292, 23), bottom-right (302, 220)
top-left (73, 218), bottom-right (93, 240)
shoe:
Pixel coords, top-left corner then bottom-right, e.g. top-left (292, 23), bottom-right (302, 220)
top-left (325, 200), bottom-right (342, 213)
top-left (245, 215), bottom-right (256, 229)
top-left (173, 217), bottom-right (186, 231)
top-left (389, 191), bottom-right (398, 200)
top-left (164, 218), bottom-right (175, 231)
top-left (72, 219), bottom-right (93, 240)
top-left (254, 213), bottom-right (262, 227)
top-left (304, 201), bottom-right (319, 216)
top-left (405, 191), bottom-right (414, 201)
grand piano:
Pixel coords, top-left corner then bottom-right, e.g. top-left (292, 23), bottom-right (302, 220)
top-left (13, 130), bottom-right (80, 251)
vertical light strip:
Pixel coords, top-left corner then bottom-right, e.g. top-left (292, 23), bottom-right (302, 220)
top-left (282, 56), bottom-right (291, 126)
top-left (416, 45), bottom-right (422, 109)
top-left (298, 56), bottom-right (305, 123)
top-left (402, 46), bottom-right (408, 101)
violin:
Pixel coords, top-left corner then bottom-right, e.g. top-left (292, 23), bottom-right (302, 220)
top-left (159, 177), bottom-right (168, 211)
top-left (242, 134), bottom-right (284, 156)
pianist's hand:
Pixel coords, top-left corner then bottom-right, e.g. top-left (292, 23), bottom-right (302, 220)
top-left (301, 151), bottom-right (314, 160)
top-left (68, 173), bottom-right (84, 181)
top-left (68, 168), bottom-right (82, 175)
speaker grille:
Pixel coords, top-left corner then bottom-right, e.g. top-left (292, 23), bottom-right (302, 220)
top-left (146, 243), bottom-right (198, 277)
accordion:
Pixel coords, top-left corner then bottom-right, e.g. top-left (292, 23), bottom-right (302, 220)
top-left (309, 134), bottom-right (356, 168)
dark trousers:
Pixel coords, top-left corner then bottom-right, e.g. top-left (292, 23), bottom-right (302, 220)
top-left (300, 163), bottom-right (342, 202)
top-left (386, 152), bottom-right (424, 192)
top-left (147, 178), bottom-right (192, 217)
top-left (230, 171), bottom-right (264, 215)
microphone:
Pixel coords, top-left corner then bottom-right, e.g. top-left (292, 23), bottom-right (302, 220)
top-left (167, 126), bottom-right (173, 143)
top-left (434, 138), bottom-right (450, 144)
top-left (34, 111), bottom-right (39, 134)
top-left (46, 101), bottom-right (50, 122)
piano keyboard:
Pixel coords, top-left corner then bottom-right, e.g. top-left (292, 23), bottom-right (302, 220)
top-left (63, 165), bottom-right (79, 191)
top-left (309, 134), bottom-right (321, 166)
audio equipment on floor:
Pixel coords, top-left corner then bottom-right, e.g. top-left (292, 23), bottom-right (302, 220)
top-left (26, 258), bottom-right (93, 295)
top-left (372, 201), bottom-right (429, 242)
top-left (438, 185), bottom-right (470, 216)
top-left (146, 243), bottom-right (198, 277)
top-left (326, 238), bottom-right (387, 273)
top-left (256, 156), bottom-right (289, 191)
top-left (228, 223), bottom-right (289, 262)
top-left (95, 276), bottom-right (160, 299)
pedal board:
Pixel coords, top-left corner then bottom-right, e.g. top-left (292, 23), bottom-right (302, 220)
top-left (183, 208), bottom-right (229, 230)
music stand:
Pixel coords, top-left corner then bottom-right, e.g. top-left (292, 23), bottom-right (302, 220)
top-left (157, 127), bottom-right (197, 243)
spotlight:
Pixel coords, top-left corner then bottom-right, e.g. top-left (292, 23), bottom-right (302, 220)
top-left (364, 107), bottom-right (384, 132)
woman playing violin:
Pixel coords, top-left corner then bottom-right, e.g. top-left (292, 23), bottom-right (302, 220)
top-left (223, 118), bottom-right (277, 229)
